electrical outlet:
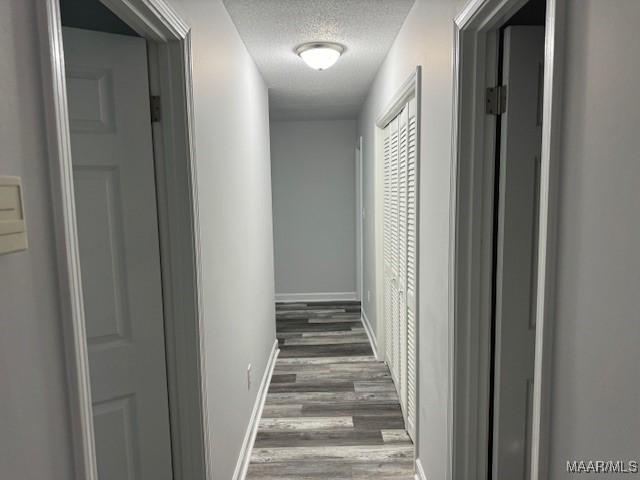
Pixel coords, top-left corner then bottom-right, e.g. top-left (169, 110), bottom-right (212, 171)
top-left (247, 364), bottom-right (252, 390)
top-left (367, 290), bottom-right (371, 302)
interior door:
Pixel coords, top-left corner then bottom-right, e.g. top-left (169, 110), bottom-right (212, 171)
top-left (383, 116), bottom-right (400, 384)
top-left (382, 99), bottom-right (419, 440)
top-left (492, 25), bottom-right (544, 480)
top-left (397, 104), bottom-right (409, 423)
top-left (64, 27), bottom-right (173, 480)
top-left (405, 97), bottom-right (418, 441)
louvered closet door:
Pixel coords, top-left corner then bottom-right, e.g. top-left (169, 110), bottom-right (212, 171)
top-left (405, 97), bottom-right (418, 441)
top-left (382, 97), bottom-right (418, 442)
top-left (383, 116), bottom-right (400, 383)
top-left (397, 105), bottom-right (409, 423)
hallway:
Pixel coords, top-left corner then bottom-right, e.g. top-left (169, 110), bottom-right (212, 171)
top-left (246, 302), bottom-right (415, 479)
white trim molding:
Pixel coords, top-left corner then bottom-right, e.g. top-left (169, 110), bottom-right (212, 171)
top-left (275, 292), bottom-right (358, 303)
top-left (449, 0), bottom-right (565, 478)
top-left (37, 2), bottom-right (97, 478)
top-left (360, 309), bottom-right (379, 360)
top-left (415, 458), bottom-right (427, 480)
top-left (232, 339), bottom-right (280, 480)
top-left (376, 68), bottom-right (422, 128)
top-left (37, 1), bottom-right (211, 479)
top-left (530, 1), bottom-right (565, 476)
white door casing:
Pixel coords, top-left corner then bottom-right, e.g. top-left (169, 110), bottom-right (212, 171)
top-left (492, 25), bottom-right (545, 480)
top-left (64, 27), bottom-right (173, 480)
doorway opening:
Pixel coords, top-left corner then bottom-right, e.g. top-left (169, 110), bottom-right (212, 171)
top-left (488, 0), bottom-right (546, 478)
top-left (39, 0), bottom-right (209, 479)
top-left (451, 0), bottom-right (564, 478)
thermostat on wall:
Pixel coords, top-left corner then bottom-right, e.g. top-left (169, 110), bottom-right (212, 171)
top-left (0, 176), bottom-right (28, 255)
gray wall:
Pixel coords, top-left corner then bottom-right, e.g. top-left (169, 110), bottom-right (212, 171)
top-left (358, 0), bottom-right (640, 478)
top-left (0, 2), bottom-right (75, 478)
top-left (357, 0), bottom-right (462, 476)
top-left (0, 1), bottom-right (276, 479)
top-left (549, 0), bottom-right (640, 476)
top-left (271, 120), bottom-right (357, 299)
top-left (160, 1), bottom-right (276, 478)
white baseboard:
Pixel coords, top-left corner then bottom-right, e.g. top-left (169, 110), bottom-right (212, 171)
top-left (232, 338), bottom-right (279, 480)
top-left (360, 309), bottom-right (379, 359)
top-left (275, 292), bottom-right (358, 303)
top-left (415, 458), bottom-right (427, 480)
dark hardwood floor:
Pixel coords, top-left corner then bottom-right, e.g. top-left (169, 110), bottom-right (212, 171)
top-left (246, 301), bottom-right (415, 479)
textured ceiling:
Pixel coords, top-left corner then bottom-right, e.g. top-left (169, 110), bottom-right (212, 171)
top-left (222, 0), bottom-right (415, 120)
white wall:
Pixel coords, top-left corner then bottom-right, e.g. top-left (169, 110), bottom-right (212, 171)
top-left (0, 1), bottom-right (276, 479)
top-left (0, 2), bottom-right (75, 478)
top-left (357, 0), bottom-right (462, 477)
top-left (271, 120), bottom-right (357, 300)
top-left (164, 1), bottom-right (276, 478)
top-left (549, 0), bottom-right (640, 476)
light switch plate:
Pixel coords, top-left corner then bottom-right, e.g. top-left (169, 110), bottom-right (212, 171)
top-left (0, 176), bottom-right (28, 255)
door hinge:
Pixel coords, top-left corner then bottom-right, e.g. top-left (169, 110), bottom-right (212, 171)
top-left (486, 85), bottom-right (507, 115)
top-left (150, 95), bottom-right (161, 123)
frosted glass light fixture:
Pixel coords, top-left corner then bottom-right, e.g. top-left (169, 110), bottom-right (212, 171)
top-left (296, 42), bottom-right (344, 71)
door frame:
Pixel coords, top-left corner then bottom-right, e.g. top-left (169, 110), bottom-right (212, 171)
top-left (36, 1), bottom-right (211, 479)
top-left (356, 135), bottom-right (364, 303)
top-left (449, 0), bottom-right (565, 478)
top-left (373, 65), bottom-right (422, 447)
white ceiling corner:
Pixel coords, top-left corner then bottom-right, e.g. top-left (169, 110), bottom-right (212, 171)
top-left (222, 0), bottom-right (416, 121)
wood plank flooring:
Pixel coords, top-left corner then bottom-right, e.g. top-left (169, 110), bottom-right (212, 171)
top-left (246, 301), bottom-right (414, 479)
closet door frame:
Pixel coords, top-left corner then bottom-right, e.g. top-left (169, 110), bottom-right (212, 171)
top-left (374, 66), bottom-right (422, 444)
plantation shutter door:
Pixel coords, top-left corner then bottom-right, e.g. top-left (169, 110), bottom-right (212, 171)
top-left (390, 115), bottom-right (401, 385)
top-left (405, 97), bottom-right (418, 441)
top-left (383, 119), bottom-right (393, 370)
top-left (397, 104), bottom-right (410, 422)
top-left (382, 97), bottom-right (418, 439)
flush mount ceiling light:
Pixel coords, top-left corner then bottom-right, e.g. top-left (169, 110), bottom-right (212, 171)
top-left (296, 42), bottom-right (345, 71)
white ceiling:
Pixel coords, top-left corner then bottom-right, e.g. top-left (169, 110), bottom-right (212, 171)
top-left (222, 0), bottom-right (416, 121)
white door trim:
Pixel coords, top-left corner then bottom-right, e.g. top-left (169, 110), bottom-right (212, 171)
top-left (36, 1), bottom-right (211, 479)
top-left (374, 66), bottom-right (422, 450)
top-left (356, 135), bottom-right (364, 302)
top-left (449, 0), bottom-right (565, 478)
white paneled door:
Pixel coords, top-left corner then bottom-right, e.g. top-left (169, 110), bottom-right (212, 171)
top-left (64, 27), bottom-right (173, 480)
top-left (492, 26), bottom-right (544, 480)
top-left (382, 96), bottom-right (418, 441)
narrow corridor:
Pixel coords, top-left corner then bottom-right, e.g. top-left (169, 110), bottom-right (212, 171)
top-left (246, 302), bottom-right (415, 479)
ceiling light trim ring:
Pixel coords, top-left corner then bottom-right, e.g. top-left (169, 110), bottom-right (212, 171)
top-left (295, 41), bottom-right (346, 56)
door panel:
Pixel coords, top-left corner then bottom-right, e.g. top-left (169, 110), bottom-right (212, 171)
top-left (384, 117), bottom-right (399, 380)
top-left (382, 98), bottom-right (418, 440)
top-left (405, 97), bottom-right (418, 441)
top-left (397, 105), bottom-right (408, 422)
top-left (64, 27), bottom-right (173, 480)
top-left (74, 167), bottom-right (130, 346)
top-left (492, 25), bottom-right (545, 480)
